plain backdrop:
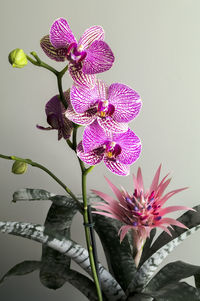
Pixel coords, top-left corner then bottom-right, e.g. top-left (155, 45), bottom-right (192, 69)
top-left (0, 0), bottom-right (200, 300)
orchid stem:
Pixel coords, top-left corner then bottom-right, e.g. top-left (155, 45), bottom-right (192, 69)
top-left (82, 168), bottom-right (103, 301)
top-left (0, 154), bottom-right (83, 213)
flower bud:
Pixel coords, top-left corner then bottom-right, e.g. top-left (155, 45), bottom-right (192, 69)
top-left (8, 49), bottom-right (28, 68)
top-left (12, 161), bottom-right (28, 174)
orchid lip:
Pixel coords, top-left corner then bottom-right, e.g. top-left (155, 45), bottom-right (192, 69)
top-left (67, 42), bottom-right (87, 64)
top-left (104, 141), bottom-right (122, 159)
top-left (97, 100), bottom-right (115, 118)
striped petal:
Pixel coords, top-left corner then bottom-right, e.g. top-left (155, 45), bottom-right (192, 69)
top-left (114, 129), bottom-right (142, 165)
top-left (108, 83), bottom-right (142, 123)
top-left (82, 40), bottom-right (114, 74)
top-left (66, 100), bottom-right (96, 125)
top-left (97, 117), bottom-right (128, 133)
top-left (103, 158), bottom-right (130, 176)
top-left (82, 121), bottom-right (111, 153)
top-left (40, 35), bottom-right (67, 62)
top-left (78, 26), bottom-right (105, 50)
top-left (69, 66), bottom-right (96, 89)
top-left (70, 82), bottom-right (99, 114)
top-left (50, 18), bottom-right (76, 49)
top-left (77, 141), bottom-right (104, 165)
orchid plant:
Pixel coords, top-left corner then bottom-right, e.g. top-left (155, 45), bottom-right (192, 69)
top-left (1, 17), bottom-right (200, 301)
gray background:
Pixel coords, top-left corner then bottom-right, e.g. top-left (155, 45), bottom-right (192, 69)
top-left (0, 0), bottom-right (200, 300)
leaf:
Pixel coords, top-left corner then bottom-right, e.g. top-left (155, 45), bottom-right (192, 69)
top-left (141, 205), bottom-right (200, 264)
top-left (0, 221), bottom-right (126, 301)
top-left (40, 196), bottom-right (78, 289)
top-left (148, 282), bottom-right (200, 301)
top-left (12, 188), bottom-right (55, 202)
top-left (93, 213), bottom-right (137, 291)
top-left (145, 261), bottom-right (200, 292)
top-left (127, 224), bottom-right (200, 293)
top-left (0, 260), bottom-right (40, 284)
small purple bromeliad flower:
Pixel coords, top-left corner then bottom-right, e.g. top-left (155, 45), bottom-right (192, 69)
top-left (77, 121), bottom-right (141, 176)
top-left (66, 79), bottom-right (142, 133)
top-left (92, 165), bottom-right (193, 266)
top-left (40, 18), bottom-right (114, 87)
top-left (37, 91), bottom-right (73, 140)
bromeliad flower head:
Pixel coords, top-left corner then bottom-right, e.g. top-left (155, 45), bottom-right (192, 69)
top-left (66, 79), bottom-right (142, 133)
top-left (40, 18), bottom-right (114, 87)
top-left (36, 91), bottom-right (73, 140)
top-left (77, 121), bottom-right (141, 176)
top-left (92, 165), bottom-right (192, 265)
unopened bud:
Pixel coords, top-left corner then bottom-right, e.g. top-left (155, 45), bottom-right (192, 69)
top-left (12, 161), bottom-right (28, 174)
top-left (8, 49), bottom-right (28, 68)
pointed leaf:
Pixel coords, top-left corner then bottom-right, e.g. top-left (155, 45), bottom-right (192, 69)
top-left (12, 188), bottom-right (55, 202)
top-left (0, 221), bottom-right (126, 301)
top-left (0, 260), bottom-right (40, 284)
top-left (128, 225), bottom-right (200, 293)
top-left (145, 261), bottom-right (200, 292)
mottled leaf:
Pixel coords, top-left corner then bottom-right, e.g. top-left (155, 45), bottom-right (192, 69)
top-left (148, 282), bottom-right (200, 301)
top-left (0, 260), bottom-right (40, 284)
top-left (0, 221), bottom-right (126, 301)
top-left (12, 188), bottom-right (55, 202)
top-left (40, 196), bottom-right (78, 289)
top-left (93, 213), bottom-right (137, 291)
top-left (145, 261), bottom-right (200, 292)
top-left (128, 225), bottom-right (200, 293)
top-left (142, 205), bottom-right (200, 264)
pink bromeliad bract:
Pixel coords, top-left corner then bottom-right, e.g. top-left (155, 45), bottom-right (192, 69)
top-left (77, 121), bottom-right (141, 176)
top-left (40, 18), bottom-right (114, 87)
top-left (92, 165), bottom-right (192, 265)
top-left (36, 91), bottom-right (73, 140)
top-left (66, 79), bottom-right (142, 133)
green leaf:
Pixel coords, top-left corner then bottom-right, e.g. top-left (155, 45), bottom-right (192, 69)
top-left (148, 282), bottom-right (200, 301)
top-left (0, 260), bottom-right (40, 284)
top-left (93, 213), bottom-right (137, 291)
top-left (145, 261), bottom-right (200, 292)
top-left (128, 225), bottom-right (200, 293)
top-left (142, 205), bottom-right (200, 264)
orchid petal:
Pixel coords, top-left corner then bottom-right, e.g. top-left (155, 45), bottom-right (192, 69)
top-left (97, 117), bottom-right (128, 133)
top-left (40, 35), bottom-right (67, 62)
top-left (69, 66), bottom-right (96, 89)
top-left (103, 158), bottom-right (130, 176)
top-left (82, 121), bottom-right (111, 153)
top-left (66, 102), bottom-right (96, 126)
top-left (50, 18), bottom-right (76, 49)
top-left (108, 83), bottom-right (142, 123)
top-left (77, 141), bottom-right (104, 166)
top-left (114, 129), bottom-right (142, 165)
top-left (82, 40), bottom-right (114, 74)
top-left (78, 26), bottom-right (104, 50)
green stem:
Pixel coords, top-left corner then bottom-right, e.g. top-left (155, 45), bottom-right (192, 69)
top-left (57, 65), bottom-right (69, 109)
top-left (82, 169), bottom-right (103, 301)
top-left (0, 154), bottom-right (82, 213)
top-left (26, 54), bottom-right (58, 75)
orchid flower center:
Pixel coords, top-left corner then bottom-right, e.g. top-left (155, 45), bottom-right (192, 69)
top-left (97, 100), bottom-right (115, 118)
top-left (66, 43), bottom-right (87, 65)
top-left (104, 141), bottom-right (122, 159)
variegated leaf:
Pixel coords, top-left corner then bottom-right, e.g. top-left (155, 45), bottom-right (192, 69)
top-left (148, 282), bottom-right (200, 301)
top-left (0, 260), bottom-right (40, 284)
top-left (93, 213), bottom-right (137, 291)
top-left (0, 221), bottom-right (126, 301)
top-left (12, 188), bottom-right (55, 202)
top-left (145, 261), bottom-right (200, 292)
top-left (127, 225), bottom-right (200, 293)
top-left (142, 205), bottom-right (200, 264)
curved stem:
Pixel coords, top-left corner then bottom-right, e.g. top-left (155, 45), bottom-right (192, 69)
top-left (57, 65), bottom-right (68, 109)
top-left (26, 53), bottom-right (58, 75)
top-left (0, 154), bottom-right (82, 213)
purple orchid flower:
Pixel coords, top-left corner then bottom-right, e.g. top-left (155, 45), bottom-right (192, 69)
top-left (37, 91), bottom-right (73, 140)
top-left (77, 121), bottom-right (141, 176)
top-left (40, 18), bottom-right (114, 87)
top-left (66, 79), bottom-right (142, 133)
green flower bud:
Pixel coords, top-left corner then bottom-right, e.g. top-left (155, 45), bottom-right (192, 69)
top-left (8, 48), bottom-right (28, 68)
top-left (12, 161), bottom-right (28, 174)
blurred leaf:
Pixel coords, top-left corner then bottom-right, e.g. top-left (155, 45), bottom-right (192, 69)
top-left (0, 260), bottom-right (40, 284)
top-left (12, 188), bottom-right (55, 202)
top-left (145, 261), bottom-right (200, 292)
